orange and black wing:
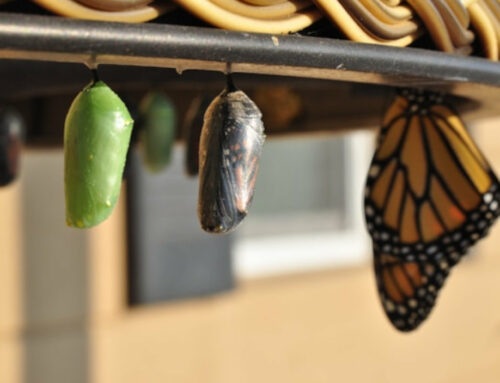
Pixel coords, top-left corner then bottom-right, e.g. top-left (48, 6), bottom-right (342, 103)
top-left (364, 89), bottom-right (500, 331)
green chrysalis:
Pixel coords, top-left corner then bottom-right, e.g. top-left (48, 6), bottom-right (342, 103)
top-left (64, 80), bottom-right (134, 229)
top-left (138, 91), bottom-right (176, 173)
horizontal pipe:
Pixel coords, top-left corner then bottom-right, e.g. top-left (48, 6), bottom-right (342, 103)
top-left (0, 13), bottom-right (499, 104)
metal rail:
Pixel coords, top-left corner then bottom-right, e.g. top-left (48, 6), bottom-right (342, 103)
top-left (0, 13), bottom-right (499, 105)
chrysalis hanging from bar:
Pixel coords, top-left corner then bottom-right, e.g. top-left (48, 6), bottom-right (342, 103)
top-left (0, 107), bottom-right (24, 187)
top-left (198, 75), bottom-right (265, 233)
top-left (65, 70), bottom-right (134, 229)
top-left (184, 96), bottom-right (212, 177)
top-left (138, 91), bottom-right (176, 173)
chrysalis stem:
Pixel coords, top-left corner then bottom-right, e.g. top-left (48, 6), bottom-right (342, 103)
top-left (224, 62), bottom-right (237, 92)
top-left (92, 69), bottom-right (100, 83)
top-left (226, 73), bottom-right (237, 92)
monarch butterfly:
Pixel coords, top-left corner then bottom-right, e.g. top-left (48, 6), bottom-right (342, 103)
top-left (138, 91), bottom-right (176, 173)
top-left (364, 89), bottom-right (500, 331)
top-left (198, 76), bottom-right (265, 233)
top-left (65, 76), bottom-right (134, 228)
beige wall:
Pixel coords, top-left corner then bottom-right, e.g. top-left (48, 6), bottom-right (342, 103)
top-left (3, 117), bottom-right (500, 383)
top-left (0, 183), bottom-right (23, 383)
top-left (92, 261), bottom-right (500, 383)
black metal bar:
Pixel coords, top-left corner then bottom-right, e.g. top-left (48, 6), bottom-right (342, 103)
top-left (0, 13), bottom-right (499, 102)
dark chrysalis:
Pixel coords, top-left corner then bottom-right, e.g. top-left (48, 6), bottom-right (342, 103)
top-left (183, 96), bottom-right (212, 177)
top-left (198, 76), bottom-right (265, 233)
top-left (0, 107), bottom-right (23, 187)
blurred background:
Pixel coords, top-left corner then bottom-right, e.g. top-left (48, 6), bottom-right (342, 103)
top-left (1, 61), bottom-right (500, 383)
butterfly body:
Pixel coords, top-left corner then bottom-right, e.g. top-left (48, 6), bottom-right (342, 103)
top-left (365, 89), bottom-right (500, 331)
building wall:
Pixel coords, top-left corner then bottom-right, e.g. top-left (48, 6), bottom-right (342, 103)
top-left (2, 117), bottom-right (500, 383)
top-left (0, 182), bottom-right (23, 383)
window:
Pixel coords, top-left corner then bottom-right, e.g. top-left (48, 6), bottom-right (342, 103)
top-left (233, 130), bottom-right (376, 277)
top-left (127, 129), bottom-right (376, 303)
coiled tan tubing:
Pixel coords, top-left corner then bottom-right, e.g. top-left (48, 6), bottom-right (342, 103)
top-left (31, 0), bottom-right (172, 21)
top-left (172, 0), bottom-right (321, 34)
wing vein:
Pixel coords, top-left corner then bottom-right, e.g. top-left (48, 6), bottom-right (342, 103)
top-left (421, 115), bottom-right (468, 214)
top-left (431, 111), bottom-right (488, 169)
top-left (429, 117), bottom-right (483, 195)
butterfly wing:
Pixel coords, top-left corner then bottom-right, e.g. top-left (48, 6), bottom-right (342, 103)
top-left (365, 89), bottom-right (500, 331)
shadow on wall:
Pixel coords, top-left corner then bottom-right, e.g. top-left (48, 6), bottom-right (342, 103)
top-left (21, 150), bottom-right (89, 383)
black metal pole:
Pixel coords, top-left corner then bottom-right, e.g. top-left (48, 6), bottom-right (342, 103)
top-left (0, 13), bottom-right (499, 103)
